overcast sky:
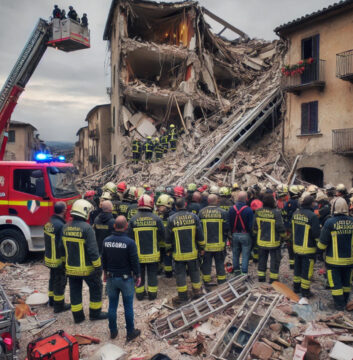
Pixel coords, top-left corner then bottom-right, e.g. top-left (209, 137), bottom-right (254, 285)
top-left (0, 0), bottom-right (336, 142)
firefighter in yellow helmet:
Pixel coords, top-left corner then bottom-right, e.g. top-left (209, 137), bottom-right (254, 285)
top-left (219, 187), bottom-right (233, 212)
top-left (291, 195), bottom-right (320, 298)
top-left (154, 137), bottom-right (164, 162)
top-left (132, 139), bottom-right (142, 164)
top-left (198, 194), bottom-right (229, 286)
top-left (253, 193), bottom-right (287, 283)
top-left (144, 136), bottom-right (154, 163)
top-left (168, 124), bottom-right (178, 152)
top-left (318, 197), bottom-right (353, 310)
top-left (231, 183), bottom-right (241, 202)
top-left (156, 194), bottom-right (175, 278)
top-left (62, 199), bottom-right (107, 323)
top-left (166, 197), bottom-right (205, 305)
top-left (128, 195), bottom-right (165, 300)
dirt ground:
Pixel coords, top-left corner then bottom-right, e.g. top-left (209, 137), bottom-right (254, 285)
top-left (1, 248), bottom-right (352, 360)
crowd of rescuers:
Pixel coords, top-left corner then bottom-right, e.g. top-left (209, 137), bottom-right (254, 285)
top-left (132, 124), bottom-right (180, 164)
top-left (43, 181), bottom-right (353, 340)
top-left (52, 5), bottom-right (88, 26)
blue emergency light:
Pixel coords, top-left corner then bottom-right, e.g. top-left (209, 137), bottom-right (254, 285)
top-left (58, 155), bottom-right (66, 162)
top-left (35, 153), bottom-right (51, 162)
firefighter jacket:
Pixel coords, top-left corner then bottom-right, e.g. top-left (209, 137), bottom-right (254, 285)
top-left (318, 215), bottom-right (353, 266)
top-left (154, 142), bottom-right (164, 155)
top-left (253, 207), bottom-right (286, 249)
top-left (158, 210), bottom-right (175, 247)
top-left (283, 199), bottom-right (299, 230)
top-left (187, 202), bottom-right (201, 215)
top-left (166, 210), bottom-right (205, 261)
top-left (132, 141), bottom-right (141, 154)
top-left (198, 206), bottom-right (229, 252)
top-left (93, 212), bottom-right (115, 249)
top-left (62, 219), bottom-right (101, 277)
top-left (118, 201), bottom-right (131, 217)
top-left (291, 206), bottom-right (320, 255)
top-left (44, 215), bottom-right (66, 268)
top-left (219, 198), bottom-right (234, 212)
top-left (112, 199), bottom-right (120, 218)
top-left (144, 140), bottom-right (154, 154)
top-left (168, 128), bottom-right (178, 142)
top-left (160, 135), bottom-right (169, 147)
top-left (127, 203), bottom-right (138, 221)
top-left (127, 210), bottom-right (165, 263)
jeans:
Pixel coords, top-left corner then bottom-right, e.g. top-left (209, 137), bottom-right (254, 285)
top-left (107, 277), bottom-right (135, 333)
top-left (232, 233), bottom-right (252, 274)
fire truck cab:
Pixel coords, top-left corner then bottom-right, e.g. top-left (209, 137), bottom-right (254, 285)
top-left (0, 160), bottom-right (81, 263)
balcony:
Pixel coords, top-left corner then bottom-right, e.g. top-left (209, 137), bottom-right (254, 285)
top-left (332, 128), bottom-right (353, 155)
top-left (281, 59), bottom-right (326, 95)
top-left (336, 50), bottom-right (353, 82)
top-left (88, 155), bottom-right (98, 163)
top-left (89, 129), bottom-right (99, 139)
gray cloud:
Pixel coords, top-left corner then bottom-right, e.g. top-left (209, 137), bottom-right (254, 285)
top-left (0, 0), bottom-right (336, 142)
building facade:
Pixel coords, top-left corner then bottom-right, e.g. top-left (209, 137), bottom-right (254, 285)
top-left (74, 126), bottom-right (88, 175)
top-left (275, 1), bottom-right (353, 187)
top-left (4, 121), bottom-right (42, 161)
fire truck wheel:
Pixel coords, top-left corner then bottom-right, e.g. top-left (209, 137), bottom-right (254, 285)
top-left (0, 229), bottom-right (28, 263)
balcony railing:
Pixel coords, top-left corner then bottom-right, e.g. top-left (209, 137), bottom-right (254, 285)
top-left (337, 50), bottom-right (353, 82)
top-left (332, 128), bottom-right (353, 155)
top-left (281, 59), bottom-right (326, 94)
top-left (89, 129), bottom-right (99, 139)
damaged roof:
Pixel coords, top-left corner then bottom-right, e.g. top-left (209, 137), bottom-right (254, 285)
top-left (103, 0), bottom-right (197, 40)
top-left (274, 0), bottom-right (353, 35)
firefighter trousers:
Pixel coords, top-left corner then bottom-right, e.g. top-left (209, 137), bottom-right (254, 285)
top-left (293, 254), bottom-right (315, 296)
top-left (69, 272), bottom-right (103, 323)
top-left (326, 264), bottom-right (353, 309)
top-left (136, 262), bottom-right (158, 301)
top-left (258, 247), bottom-right (281, 283)
top-left (155, 152), bottom-right (163, 161)
top-left (145, 152), bottom-right (153, 162)
top-left (132, 152), bottom-right (140, 164)
top-left (160, 248), bottom-right (173, 275)
top-left (48, 267), bottom-right (67, 310)
top-left (201, 251), bottom-right (226, 284)
top-left (286, 233), bottom-right (295, 268)
top-left (175, 259), bottom-right (201, 300)
top-left (169, 140), bottom-right (176, 152)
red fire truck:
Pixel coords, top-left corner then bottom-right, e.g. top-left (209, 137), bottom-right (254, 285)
top-left (0, 17), bottom-right (90, 262)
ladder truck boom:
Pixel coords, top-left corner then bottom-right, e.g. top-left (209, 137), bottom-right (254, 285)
top-left (0, 17), bottom-right (90, 160)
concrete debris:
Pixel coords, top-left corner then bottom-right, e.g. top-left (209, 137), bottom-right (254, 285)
top-left (329, 341), bottom-right (353, 360)
top-left (89, 343), bottom-right (127, 360)
top-left (25, 292), bottom-right (49, 306)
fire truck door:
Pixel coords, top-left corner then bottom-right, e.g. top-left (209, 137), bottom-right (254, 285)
top-left (10, 168), bottom-right (50, 226)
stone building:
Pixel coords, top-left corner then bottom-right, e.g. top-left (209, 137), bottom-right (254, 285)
top-left (275, 0), bottom-right (353, 187)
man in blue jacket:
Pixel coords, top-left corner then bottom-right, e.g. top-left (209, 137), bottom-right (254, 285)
top-left (229, 191), bottom-right (254, 275)
top-left (102, 216), bottom-right (141, 341)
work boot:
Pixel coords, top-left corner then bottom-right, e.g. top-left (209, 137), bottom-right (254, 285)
top-left (233, 269), bottom-right (241, 277)
top-left (293, 283), bottom-right (301, 294)
top-left (258, 277), bottom-right (266, 283)
top-left (54, 303), bottom-right (71, 314)
top-left (126, 329), bottom-right (141, 342)
top-left (89, 311), bottom-right (108, 321)
top-left (165, 271), bottom-right (173, 278)
top-left (301, 289), bottom-right (314, 299)
top-left (344, 293), bottom-right (350, 304)
top-left (148, 292), bottom-right (157, 301)
top-left (192, 288), bottom-right (203, 300)
top-left (172, 293), bottom-right (189, 307)
top-left (136, 291), bottom-right (146, 301)
top-left (110, 329), bottom-right (118, 339)
top-left (72, 311), bottom-right (85, 324)
top-left (48, 298), bottom-right (54, 307)
top-left (290, 264), bottom-right (294, 270)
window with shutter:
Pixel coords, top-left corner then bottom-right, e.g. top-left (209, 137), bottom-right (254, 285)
top-left (301, 101), bottom-right (318, 135)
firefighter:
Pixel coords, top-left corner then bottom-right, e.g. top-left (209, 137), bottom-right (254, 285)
top-left (199, 194), bottom-right (229, 286)
top-left (132, 139), bottom-right (142, 164)
top-left (128, 195), bottom-right (165, 300)
top-left (336, 183), bottom-right (350, 204)
top-left (67, 6), bottom-right (78, 21)
top-left (52, 5), bottom-right (61, 19)
top-left (127, 188), bottom-right (140, 221)
top-left (283, 185), bottom-right (300, 270)
top-left (62, 199), bottom-right (107, 323)
top-left (307, 184), bottom-right (318, 200)
top-left (154, 137), bottom-right (164, 161)
top-left (187, 191), bottom-right (202, 215)
top-left (61, 9), bottom-right (66, 19)
top-left (209, 185), bottom-right (220, 196)
top-left (231, 183), bottom-right (241, 203)
top-left (44, 202), bottom-right (70, 313)
top-left (117, 188), bottom-right (134, 218)
top-left (253, 193), bottom-right (287, 283)
top-left (219, 187), bottom-right (233, 212)
top-left (81, 13), bottom-right (88, 27)
top-left (117, 181), bottom-right (127, 200)
top-left (102, 182), bottom-right (119, 218)
top-left (144, 137), bottom-right (154, 163)
top-left (166, 198), bottom-right (205, 305)
top-left (168, 124), bottom-right (178, 152)
top-left (156, 194), bottom-right (175, 278)
top-left (277, 184), bottom-right (289, 210)
top-left (316, 191), bottom-right (331, 227)
top-left (291, 195), bottom-right (320, 298)
top-left (93, 200), bottom-right (115, 254)
top-left (318, 197), bottom-right (353, 310)
top-left (160, 128), bottom-right (169, 153)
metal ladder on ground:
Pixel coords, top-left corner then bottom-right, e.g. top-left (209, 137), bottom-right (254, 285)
top-left (211, 292), bottom-right (281, 360)
top-left (153, 275), bottom-right (252, 339)
top-left (177, 88), bottom-right (283, 185)
top-left (0, 19), bottom-right (48, 114)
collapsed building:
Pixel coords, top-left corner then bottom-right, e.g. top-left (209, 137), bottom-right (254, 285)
top-left (74, 0), bottom-right (288, 189)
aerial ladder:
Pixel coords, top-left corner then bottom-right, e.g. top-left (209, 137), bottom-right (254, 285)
top-left (0, 17), bottom-right (90, 160)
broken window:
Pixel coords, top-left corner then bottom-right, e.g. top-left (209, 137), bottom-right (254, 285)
top-left (298, 167), bottom-right (323, 187)
top-left (301, 101), bottom-right (318, 135)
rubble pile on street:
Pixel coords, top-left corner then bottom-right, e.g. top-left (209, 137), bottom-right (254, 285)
top-left (2, 255), bottom-right (353, 359)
